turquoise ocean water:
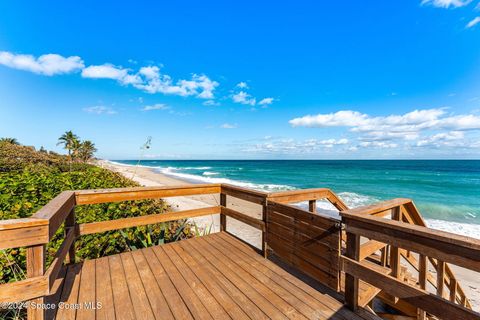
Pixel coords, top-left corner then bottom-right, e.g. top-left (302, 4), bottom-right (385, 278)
top-left (113, 160), bottom-right (480, 238)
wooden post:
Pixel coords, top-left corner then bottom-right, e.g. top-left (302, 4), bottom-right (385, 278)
top-left (308, 200), bottom-right (317, 214)
top-left (27, 245), bottom-right (45, 320)
top-left (449, 278), bottom-right (457, 303)
top-left (262, 202), bottom-right (268, 258)
top-left (65, 208), bottom-right (76, 264)
top-left (418, 254), bottom-right (427, 320)
top-left (390, 207), bottom-right (401, 279)
top-left (437, 260), bottom-right (445, 299)
top-left (220, 193), bottom-right (227, 232)
top-left (345, 231), bottom-right (360, 311)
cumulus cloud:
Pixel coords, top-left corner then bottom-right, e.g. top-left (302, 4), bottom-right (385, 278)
top-left (236, 82), bottom-right (249, 89)
top-left (83, 106), bottom-right (117, 115)
top-left (142, 103), bottom-right (170, 111)
top-left (416, 131), bottom-right (465, 147)
top-left (0, 51), bottom-right (84, 76)
top-left (359, 141), bottom-right (398, 149)
top-left (466, 16), bottom-right (480, 28)
top-left (231, 83), bottom-right (274, 107)
top-left (243, 137), bottom-right (349, 154)
top-left (232, 91), bottom-right (256, 106)
top-left (82, 64), bottom-right (218, 98)
top-left (421, 0), bottom-right (472, 8)
top-left (259, 98), bottom-right (274, 106)
top-left (289, 108), bottom-right (480, 133)
top-left (221, 123), bottom-right (237, 129)
top-left (289, 108), bottom-right (480, 152)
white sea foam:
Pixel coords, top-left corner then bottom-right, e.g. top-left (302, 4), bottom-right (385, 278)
top-left (157, 166), bottom-right (295, 192)
top-left (425, 219), bottom-right (480, 239)
top-left (202, 171), bottom-right (219, 176)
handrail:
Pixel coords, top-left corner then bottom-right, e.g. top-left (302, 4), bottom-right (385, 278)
top-left (352, 198), bottom-right (473, 310)
top-left (268, 188), bottom-right (348, 211)
top-left (341, 210), bottom-right (480, 319)
top-left (75, 183), bottom-right (222, 205)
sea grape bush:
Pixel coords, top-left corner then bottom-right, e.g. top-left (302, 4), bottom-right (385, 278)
top-left (0, 142), bottom-right (192, 286)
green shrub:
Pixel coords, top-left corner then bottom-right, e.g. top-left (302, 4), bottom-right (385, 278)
top-left (0, 143), bottom-right (192, 287)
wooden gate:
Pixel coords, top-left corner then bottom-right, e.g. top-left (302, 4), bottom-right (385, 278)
top-left (266, 200), bottom-right (342, 291)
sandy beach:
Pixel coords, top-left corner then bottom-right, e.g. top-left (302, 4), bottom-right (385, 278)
top-left (97, 159), bottom-right (480, 311)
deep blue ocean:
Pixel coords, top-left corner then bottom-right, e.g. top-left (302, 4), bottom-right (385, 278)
top-left (113, 160), bottom-right (480, 237)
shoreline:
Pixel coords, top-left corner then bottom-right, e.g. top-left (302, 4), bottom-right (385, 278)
top-left (96, 159), bottom-right (480, 310)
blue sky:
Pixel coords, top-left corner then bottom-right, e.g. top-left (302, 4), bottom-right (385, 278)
top-left (1, 0), bottom-right (480, 159)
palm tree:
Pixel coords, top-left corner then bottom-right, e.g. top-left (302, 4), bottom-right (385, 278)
top-left (57, 131), bottom-right (79, 159)
top-left (79, 140), bottom-right (97, 162)
top-left (0, 137), bottom-right (19, 145)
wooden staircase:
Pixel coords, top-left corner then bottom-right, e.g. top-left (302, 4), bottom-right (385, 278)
top-left (339, 198), bottom-right (474, 319)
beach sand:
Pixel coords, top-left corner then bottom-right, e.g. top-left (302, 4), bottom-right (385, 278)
top-left (96, 160), bottom-right (480, 311)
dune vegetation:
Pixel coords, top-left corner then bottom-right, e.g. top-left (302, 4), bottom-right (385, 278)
top-left (0, 135), bottom-right (193, 289)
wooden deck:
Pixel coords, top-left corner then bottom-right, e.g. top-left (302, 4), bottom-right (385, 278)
top-left (48, 232), bottom-right (378, 320)
top-left (3, 183), bottom-right (479, 320)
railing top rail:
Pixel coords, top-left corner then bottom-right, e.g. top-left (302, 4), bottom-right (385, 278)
top-left (340, 198), bottom-right (411, 216)
top-left (221, 183), bottom-right (269, 197)
top-left (267, 187), bottom-right (330, 199)
top-left (75, 183), bottom-right (222, 205)
top-left (341, 211), bottom-right (480, 274)
top-left (0, 217), bottom-right (48, 230)
top-left (341, 211), bottom-right (480, 250)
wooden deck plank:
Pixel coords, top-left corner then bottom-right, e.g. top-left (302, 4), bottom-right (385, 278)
top-left (185, 237), bottom-right (287, 319)
top-left (55, 263), bottom-right (82, 320)
top-left (208, 233), bottom-right (346, 320)
top-left (141, 247), bottom-right (194, 320)
top-left (76, 259), bottom-right (96, 320)
top-left (130, 249), bottom-right (175, 320)
top-left (108, 254), bottom-right (136, 320)
top-left (217, 232), bottom-right (372, 320)
top-left (149, 246), bottom-right (213, 320)
top-left (120, 252), bottom-right (156, 319)
top-left (45, 266), bottom-right (67, 320)
top-left (161, 244), bottom-right (231, 319)
top-left (179, 239), bottom-right (269, 320)
top-left (95, 257), bottom-right (115, 320)
top-left (48, 233), bottom-right (381, 320)
top-left (195, 236), bottom-right (307, 320)
top-left (169, 242), bottom-right (250, 320)
top-left (207, 234), bottom-right (327, 320)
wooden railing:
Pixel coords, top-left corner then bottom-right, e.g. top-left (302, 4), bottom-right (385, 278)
top-left (348, 199), bottom-right (473, 315)
top-left (1, 183), bottom-right (478, 320)
top-left (341, 205), bottom-right (480, 320)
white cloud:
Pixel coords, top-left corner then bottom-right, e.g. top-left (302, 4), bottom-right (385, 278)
top-left (359, 141), bottom-right (398, 149)
top-left (243, 137), bottom-right (350, 154)
top-left (81, 64), bottom-right (137, 83)
top-left (236, 82), bottom-right (249, 89)
top-left (289, 108), bottom-right (480, 133)
top-left (82, 63), bottom-right (218, 99)
top-left (221, 123), bottom-right (237, 129)
top-left (421, 0), bottom-right (472, 8)
top-left (142, 103), bottom-right (170, 111)
top-left (0, 51), bottom-right (84, 76)
top-left (83, 106), bottom-right (117, 115)
top-left (416, 131), bottom-right (465, 147)
top-left (134, 68), bottom-right (218, 99)
top-left (259, 97), bottom-right (274, 106)
top-left (289, 108), bottom-right (480, 152)
top-left (466, 16), bottom-right (480, 28)
top-left (232, 91), bottom-right (256, 106)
